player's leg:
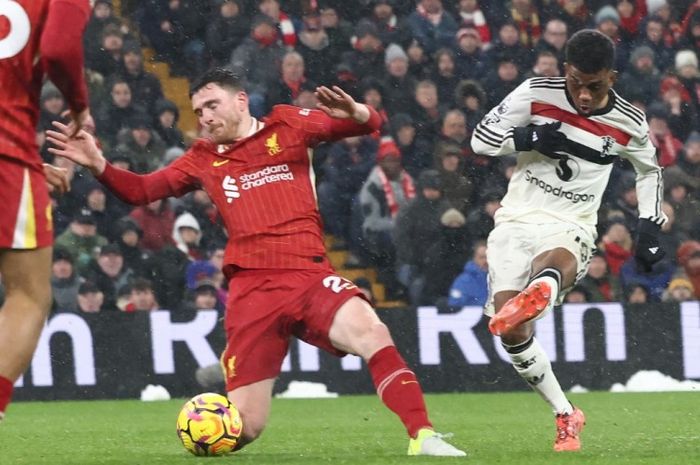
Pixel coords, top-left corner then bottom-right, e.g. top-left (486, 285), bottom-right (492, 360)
top-left (494, 249), bottom-right (576, 414)
top-left (328, 296), bottom-right (466, 456)
top-left (0, 247), bottom-right (53, 418)
top-left (494, 247), bottom-right (586, 451)
top-left (227, 377), bottom-right (275, 449)
top-left (0, 160), bottom-right (54, 419)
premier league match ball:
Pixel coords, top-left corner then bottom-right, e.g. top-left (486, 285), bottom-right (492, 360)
top-left (176, 392), bottom-right (243, 456)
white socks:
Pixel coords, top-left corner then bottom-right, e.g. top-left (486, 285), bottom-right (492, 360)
top-left (505, 337), bottom-right (573, 415)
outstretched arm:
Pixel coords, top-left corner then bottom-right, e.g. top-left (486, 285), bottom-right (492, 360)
top-left (47, 122), bottom-right (197, 204)
top-left (314, 86), bottom-right (382, 139)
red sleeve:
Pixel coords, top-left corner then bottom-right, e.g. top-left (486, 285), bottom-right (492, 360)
top-left (40, 0), bottom-right (91, 113)
top-left (268, 105), bottom-right (382, 145)
top-left (97, 157), bottom-right (199, 205)
top-left (324, 105), bottom-right (383, 141)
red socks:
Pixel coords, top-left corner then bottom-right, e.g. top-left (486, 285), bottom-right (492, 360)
top-left (367, 345), bottom-right (432, 438)
top-left (0, 375), bottom-right (13, 416)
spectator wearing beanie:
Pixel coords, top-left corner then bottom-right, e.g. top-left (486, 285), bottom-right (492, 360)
top-left (675, 49), bottom-right (700, 114)
top-left (342, 20), bottom-right (385, 81)
top-left (389, 112), bottom-right (432, 179)
top-left (394, 169), bottom-right (452, 304)
top-left (381, 43), bottom-right (417, 116)
top-left (84, 243), bottom-right (134, 311)
top-left (616, 45), bottom-right (661, 105)
top-left (358, 136), bottom-right (415, 299)
top-left (454, 27), bottom-right (486, 81)
top-left (51, 248), bottom-right (81, 313)
top-left (663, 277), bottom-right (696, 302)
top-left (595, 5), bottom-right (631, 72)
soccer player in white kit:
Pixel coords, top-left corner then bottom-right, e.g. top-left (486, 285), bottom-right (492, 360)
top-left (471, 30), bottom-right (666, 451)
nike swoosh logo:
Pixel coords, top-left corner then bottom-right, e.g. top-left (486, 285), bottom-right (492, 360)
top-left (213, 159), bottom-right (230, 167)
top-left (401, 380), bottom-right (418, 385)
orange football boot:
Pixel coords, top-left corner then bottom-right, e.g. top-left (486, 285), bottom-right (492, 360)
top-left (489, 282), bottom-right (552, 336)
top-left (554, 407), bottom-right (586, 452)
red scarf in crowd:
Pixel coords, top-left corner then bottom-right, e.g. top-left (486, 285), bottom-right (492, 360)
top-left (279, 11), bottom-right (297, 47)
top-left (377, 168), bottom-right (415, 218)
top-left (511, 7), bottom-right (541, 47)
top-left (460, 8), bottom-right (491, 44)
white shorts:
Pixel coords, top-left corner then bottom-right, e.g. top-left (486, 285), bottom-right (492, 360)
top-left (484, 221), bottom-right (595, 316)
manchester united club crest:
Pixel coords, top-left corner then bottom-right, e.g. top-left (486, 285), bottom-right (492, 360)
top-left (600, 135), bottom-right (615, 158)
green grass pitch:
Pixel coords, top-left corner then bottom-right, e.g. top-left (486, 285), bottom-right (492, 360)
top-left (1, 392), bottom-right (698, 464)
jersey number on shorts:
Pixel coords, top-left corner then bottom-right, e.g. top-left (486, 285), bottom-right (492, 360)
top-left (322, 276), bottom-right (356, 294)
top-left (0, 1), bottom-right (31, 60)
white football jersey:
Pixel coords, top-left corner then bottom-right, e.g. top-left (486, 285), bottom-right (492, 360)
top-left (471, 77), bottom-right (666, 230)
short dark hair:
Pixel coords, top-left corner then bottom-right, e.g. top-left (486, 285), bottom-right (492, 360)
top-left (565, 29), bottom-right (615, 73)
top-left (131, 278), bottom-right (154, 292)
top-left (189, 68), bottom-right (244, 97)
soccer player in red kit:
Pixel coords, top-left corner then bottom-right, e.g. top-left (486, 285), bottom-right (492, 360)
top-left (47, 68), bottom-right (466, 456)
top-left (0, 0), bottom-right (91, 420)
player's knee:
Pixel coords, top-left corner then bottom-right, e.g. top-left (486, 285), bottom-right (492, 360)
top-left (355, 322), bottom-right (393, 358)
top-left (2, 285), bottom-right (52, 317)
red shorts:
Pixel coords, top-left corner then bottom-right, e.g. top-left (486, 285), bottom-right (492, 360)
top-left (220, 268), bottom-right (368, 391)
top-left (0, 156), bottom-right (52, 249)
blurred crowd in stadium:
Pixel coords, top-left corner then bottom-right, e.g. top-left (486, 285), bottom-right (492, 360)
top-left (10, 0), bottom-right (700, 313)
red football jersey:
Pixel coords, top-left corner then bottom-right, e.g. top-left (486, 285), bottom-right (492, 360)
top-left (98, 105), bottom-right (382, 273)
top-left (0, 0), bottom-right (89, 168)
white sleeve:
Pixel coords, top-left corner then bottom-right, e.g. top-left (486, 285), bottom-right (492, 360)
top-left (620, 121), bottom-right (667, 226)
top-left (470, 79), bottom-right (533, 157)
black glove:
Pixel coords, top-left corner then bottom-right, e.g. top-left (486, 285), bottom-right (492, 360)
top-left (635, 219), bottom-right (665, 272)
top-left (513, 121), bottom-right (569, 159)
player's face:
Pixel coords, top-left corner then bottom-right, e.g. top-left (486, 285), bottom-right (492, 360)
top-left (564, 64), bottom-right (616, 115)
top-left (192, 83), bottom-right (249, 143)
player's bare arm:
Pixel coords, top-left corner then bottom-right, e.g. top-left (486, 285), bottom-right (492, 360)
top-left (315, 85), bottom-right (370, 123)
top-left (46, 121), bottom-right (106, 176)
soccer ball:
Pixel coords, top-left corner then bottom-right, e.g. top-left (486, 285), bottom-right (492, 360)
top-left (176, 392), bottom-right (243, 456)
